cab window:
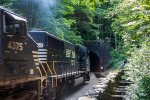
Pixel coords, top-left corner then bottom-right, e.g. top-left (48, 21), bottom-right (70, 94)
top-left (3, 14), bottom-right (26, 35)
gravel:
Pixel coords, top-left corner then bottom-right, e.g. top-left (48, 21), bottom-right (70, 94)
top-left (61, 73), bottom-right (98, 100)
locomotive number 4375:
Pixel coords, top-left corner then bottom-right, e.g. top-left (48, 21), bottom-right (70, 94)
top-left (7, 41), bottom-right (23, 51)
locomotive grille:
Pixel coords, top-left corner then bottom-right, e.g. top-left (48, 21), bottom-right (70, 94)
top-left (38, 49), bottom-right (48, 62)
top-left (4, 60), bottom-right (28, 76)
top-left (32, 51), bottom-right (39, 67)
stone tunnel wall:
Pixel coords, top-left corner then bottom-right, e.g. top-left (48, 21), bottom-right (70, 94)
top-left (85, 40), bottom-right (111, 71)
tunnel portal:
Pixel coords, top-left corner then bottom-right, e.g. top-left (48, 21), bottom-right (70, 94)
top-left (85, 40), bottom-right (111, 73)
top-left (89, 52), bottom-right (100, 72)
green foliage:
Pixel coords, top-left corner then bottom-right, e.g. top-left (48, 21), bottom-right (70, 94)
top-left (112, 0), bottom-right (150, 47)
top-left (0, 0), bottom-right (15, 5)
top-left (111, 0), bottom-right (150, 99)
top-left (109, 49), bottom-right (126, 69)
top-left (73, 5), bottom-right (98, 41)
top-left (75, 0), bottom-right (103, 10)
top-left (123, 39), bottom-right (150, 99)
top-left (138, 76), bottom-right (150, 100)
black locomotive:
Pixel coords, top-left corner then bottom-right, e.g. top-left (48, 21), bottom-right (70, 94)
top-left (0, 7), bottom-right (90, 100)
top-left (29, 30), bottom-right (90, 99)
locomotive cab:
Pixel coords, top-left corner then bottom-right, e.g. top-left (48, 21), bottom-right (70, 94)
top-left (0, 7), bottom-right (38, 80)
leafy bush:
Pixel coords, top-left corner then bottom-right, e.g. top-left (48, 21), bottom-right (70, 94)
top-left (110, 0), bottom-right (150, 98)
top-left (124, 39), bottom-right (150, 100)
top-left (109, 49), bottom-right (126, 69)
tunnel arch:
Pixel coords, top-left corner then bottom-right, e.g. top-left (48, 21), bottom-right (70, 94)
top-left (89, 51), bottom-right (100, 72)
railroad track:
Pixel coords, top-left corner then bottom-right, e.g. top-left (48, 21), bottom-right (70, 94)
top-left (104, 69), bottom-right (133, 100)
top-left (78, 70), bottom-right (134, 100)
top-left (110, 79), bottom-right (133, 100)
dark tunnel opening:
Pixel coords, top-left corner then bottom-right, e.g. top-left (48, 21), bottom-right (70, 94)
top-left (89, 52), bottom-right (100, 72)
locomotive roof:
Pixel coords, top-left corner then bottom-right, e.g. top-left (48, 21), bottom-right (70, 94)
top-left (28, 30), bottom-right (74, 45)
top-left (0, 6), bottom-right (27, 22)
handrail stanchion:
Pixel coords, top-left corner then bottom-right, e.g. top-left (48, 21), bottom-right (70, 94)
top-left (71, 62), bottom-right (72, 76)
top-left (40, 63), bottom-right (48, 87)
top-left (36, 66), bottom-right (43, 95)
top-left (46, 62), bottom-right (53, 75)
top-left (52, 61), bottom-right (58, 87)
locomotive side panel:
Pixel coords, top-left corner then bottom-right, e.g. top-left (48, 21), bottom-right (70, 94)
top-left (64, 42), bottom-right (77, 73)
top-left (29, 30), bottom-right (90, 77)
top-left (47, 34), bottom-right (65, 75)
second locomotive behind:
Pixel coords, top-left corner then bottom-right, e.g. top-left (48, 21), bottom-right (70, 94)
top-left (29, 30), bottom-right (90, 99)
